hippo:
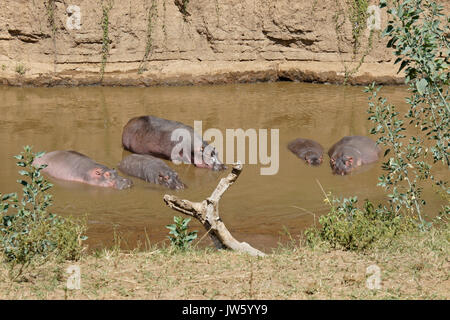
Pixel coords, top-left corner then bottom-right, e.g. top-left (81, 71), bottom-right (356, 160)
top-left (122, 115), bottom-right (226, 171)
top-left (32, 150), bottom-right (133, 190)
top-left (288, 138), bottom-right (324, 166)
top-left (328, 136), bottom-right (381, 175)
top-left (118, 154), bottom-right (185, 190)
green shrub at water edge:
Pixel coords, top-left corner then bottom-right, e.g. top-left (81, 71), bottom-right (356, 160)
top-left (305, 195), bottom-right (415, 251)
top-left (0, 146), bottom-right (87, 279)
top-left (315, 0), bottom-right (449, 249)
top-left (166, 216), bottom-right (198, 251)
top-left (366, 0), bottom-right (449, 228)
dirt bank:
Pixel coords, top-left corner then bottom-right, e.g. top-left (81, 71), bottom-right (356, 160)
top-left (0, 0), bottom-right (442, 87)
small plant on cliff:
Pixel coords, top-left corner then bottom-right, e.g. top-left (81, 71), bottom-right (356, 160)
top-left (138, 0), bottom-right (158, 74)
top-left (45, 0), bottom-right (57, 72)
top-left (181, 0), bottom-right (190, 15)
top-left (0, 146), bottom-right (87, 280)
top-left (214, 0), bottom-right (220, 27)
top-left (162, 0), bottom-right (168, 46)
top-left (366, 0), bottom-right (449, 228)
top-left (100, 0), bottom-right (114, 81)
top-left (166, 216), bottom-right (198, 251)
top-left (333, 0), bottom-right (377, 84)
top-left (14, 63), bottom-right (26, 76)
top-left (174, 0), bottom-right (190, 20)
top-left (45, 0), bottom-right (56, 34)
top-left (348, 0), bottom-right (369, 55)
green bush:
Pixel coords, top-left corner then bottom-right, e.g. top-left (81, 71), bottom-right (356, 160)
top-left (367, 0), bottom-right (449, 227)
top-left (0, 146), bottom-right (87, 279)
top-left (305, 195), bottom-right (415, 251)
top-left (166, 216), bottom-right (198, 251)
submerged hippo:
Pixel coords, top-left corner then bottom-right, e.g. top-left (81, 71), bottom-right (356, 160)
top-left (33, 151), bottom-right (133, 190)
top-left (118, 154), bottom-right (185, 190)
top-left (328, 136), bottom-right (381, 175)
top-left (288, 138), bottom-right (324, 166)
top-left (122, 115), bottom-right (226, 171)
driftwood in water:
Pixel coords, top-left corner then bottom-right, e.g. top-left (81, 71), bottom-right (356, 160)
top-left (163, 163), bottom-right (266, 257)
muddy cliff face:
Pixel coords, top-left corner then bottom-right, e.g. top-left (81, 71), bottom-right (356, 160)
top-left (0, 0), bottom-right (440, 86)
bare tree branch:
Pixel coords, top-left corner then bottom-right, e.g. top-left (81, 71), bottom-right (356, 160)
top-left (163, 163), bottom-right (266, 257)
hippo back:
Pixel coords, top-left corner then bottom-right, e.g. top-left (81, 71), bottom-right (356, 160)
top-left (118, 153), bottom-right (185, 189)
top-left (122, 115), bottom-right (195, 158)
top-left (288, 138), bottom-right (323, 158)
top-left (33, 150), bottom-right (96, 182)
top-left (33, 150), bottom-right (133, 189)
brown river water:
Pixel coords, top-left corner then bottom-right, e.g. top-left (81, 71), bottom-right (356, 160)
top-left (0, 82), bottom-right (445, 252)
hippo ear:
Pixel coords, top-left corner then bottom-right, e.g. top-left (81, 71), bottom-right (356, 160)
top-left (104, 171), bottom-right (111, 178)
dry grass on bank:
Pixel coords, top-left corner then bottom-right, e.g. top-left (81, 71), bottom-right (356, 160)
top-left (0, 225), bottom-right (448, 300)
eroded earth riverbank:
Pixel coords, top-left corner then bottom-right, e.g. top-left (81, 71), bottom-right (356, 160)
top-left (0, 0), bottom-right (421, 86)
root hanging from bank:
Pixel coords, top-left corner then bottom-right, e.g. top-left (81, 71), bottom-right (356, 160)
top-left (163, 163), bottom-right (266, 257)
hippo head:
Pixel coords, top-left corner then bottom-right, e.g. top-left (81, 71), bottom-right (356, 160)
top-left (157, 170), bottom-right (185, 190)
top-left (192, 142), bottom-right (227, 171)
top-left (305, 152), bottom-right (323, 166)
top-left (171, 131), bottom-right (226, 171)
top-left (90, 167), bottom-right (133, 190)
top-left (330, 156), bottom-right (355, 175)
